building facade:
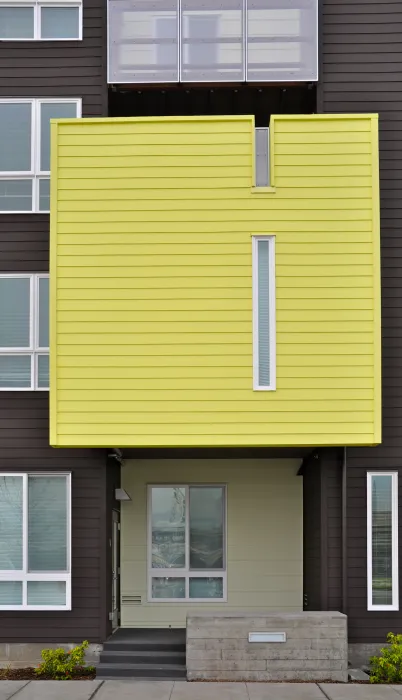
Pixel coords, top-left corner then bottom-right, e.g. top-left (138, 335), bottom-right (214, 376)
top-left (0, 0), bottom-right (400, 678)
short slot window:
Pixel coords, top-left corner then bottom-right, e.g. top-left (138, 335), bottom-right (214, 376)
top-left (367, 472), bottom-right (399, 611)
top-left (0, 1), bottom-right (82, 40)
top-left (252, 236), bottom-right (276, 391)
top-left (0, 274), bottom-right (49, 390)
top-left (0, 98), bottom-right (81, 213)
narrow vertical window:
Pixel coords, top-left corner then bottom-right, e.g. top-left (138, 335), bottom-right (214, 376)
top-left (255, 127), bottom-right (269, 187)
top-left (367, 472), bottom-right (398, 611)
top-left (252, 236), bottom-right (275, 391)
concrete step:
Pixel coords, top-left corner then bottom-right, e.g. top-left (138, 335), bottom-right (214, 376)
top-left (96, 663), bottom-right (187, 680)
top-left (100, 650), bottom-right (186, 665)
top-left (103, 640), bottom-right (185, 653)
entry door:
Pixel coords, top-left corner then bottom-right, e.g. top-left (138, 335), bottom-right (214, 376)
top-left (111, 510), bottom-right (120, 629)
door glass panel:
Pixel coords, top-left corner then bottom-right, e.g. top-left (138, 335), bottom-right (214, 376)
top-left (38, 277), bottom-right (49, 347)
top-left (27, 581), bottom-right (66, 606)
top-left (0, 277), bottom-right (30, 348)
top-left (40, 102), bottom-right (78, 172)
top-left (0, 103), bottom-right (32, 172)
top-left (189, 577), bottom-right (223, 599)
top-left (152, 577), bottom-right (185, 599)
top-left (190, 487), bottom-right (223, 569)
top-left (0, 7), bottom-right (34, 39)
top-left (41, 6), bottom-right (80, 39)
top-left (0, 476), bottom-right (23, 570)
top-left (0, 356), bottom-right (31, 389)
top-left (151, 487), bottom-right (185, 568)
top-left (28, 476), bottom-right (67, 571)
top-left (0, 179), bottom-right (32, 212)
top-left (0, 581), bottom-right (23, 605)
top-left (371, 474), bottom-right (393, 606)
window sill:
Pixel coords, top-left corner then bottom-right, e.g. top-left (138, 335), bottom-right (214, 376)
top-left (251, 186), bottom-right (276, 195)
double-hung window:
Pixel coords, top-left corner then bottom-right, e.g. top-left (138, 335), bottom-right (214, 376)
top-left (149, 485), bottom-right (226, 601)
top-left (0, 274), bottom-right (49, 390)
top-left (0, 98), bottom-right (81, 213)
top-left (0, 473), bottom-right (71, 610)
top-left (367, 472), bottom-right (399, 611)
top-left (252, 236), bottom-right (276, 391)
top-left (0, 0), bottom-right (82, 40)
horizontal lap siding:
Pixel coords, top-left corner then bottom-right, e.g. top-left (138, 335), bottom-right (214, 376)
top-left (321, 0), bottom-right (402, 643)
top-left (51, 115), bottom-right (379, 448)
top-left (0, 394), bottom-right (106, 643)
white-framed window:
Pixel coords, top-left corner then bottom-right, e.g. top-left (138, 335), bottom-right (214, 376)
top-left (252, 236), bottom-right (276, 391)
top-left (367, 472), bottom-right (399, 611)
top-left (0, 274), bottom-right (49, 390)
top-left (148, 485), bottom-right (226, 602)
top-left (0, 0), bottom-right (82, 41)
top-left (0, 473), bottom-right (71, 610)
top-left (0, 98), bottom-right (81, 213)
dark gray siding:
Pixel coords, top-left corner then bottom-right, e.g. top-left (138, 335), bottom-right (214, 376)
top-left (321, 0), bottom-right (402, 643)
top-left (0, 395), bottom-right (108, 643)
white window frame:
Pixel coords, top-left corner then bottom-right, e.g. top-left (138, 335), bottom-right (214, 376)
top-left (0, 0), bottom-right (82, 41)
top-left (147, 484), bottom-right (227, 603)
top-left (367, 471), bottom-right (399, 611)
top-left (0, 273), bottom-right (49, 391)
top-left (0, 473), bottom-right (71, 611)
top-left (0, 97), bottom-right (81, 213)
top-left (252, 235), bottom-right (276, 391)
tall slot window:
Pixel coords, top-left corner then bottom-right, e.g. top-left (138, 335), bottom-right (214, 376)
top-left (0, 98), bottom-right (81, 213)
top-left (0, 1), bottom-right (82, 41)
top-left (367, 472), bottom-right (399, 611)
top-left (0, 274), bottom-right (49, 390)
top-left (0, 473), bottom-right (71, 610)
top-left (148, 485), bottom-right (226, 601)
top-left (252, 236), bottom-right (276, 391)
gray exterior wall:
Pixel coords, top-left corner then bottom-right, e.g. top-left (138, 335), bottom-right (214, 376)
top-left (320, 0), bottom-right (402, 644)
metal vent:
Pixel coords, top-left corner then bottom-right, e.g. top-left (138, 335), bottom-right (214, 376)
top-left (255, 128), bottom-right (270, 187)
top-left (122, 595), bottom-right (142, 605)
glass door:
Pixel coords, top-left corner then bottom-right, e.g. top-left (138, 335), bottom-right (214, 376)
top-left (111, 510), bottom-right (120, 629)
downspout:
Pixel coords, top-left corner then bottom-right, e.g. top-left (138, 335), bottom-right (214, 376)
top-left (341, 446), bottom-right (348, 614)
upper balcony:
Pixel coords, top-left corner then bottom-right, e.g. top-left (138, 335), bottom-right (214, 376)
top-left (107, 0), bottom-right (318, 85)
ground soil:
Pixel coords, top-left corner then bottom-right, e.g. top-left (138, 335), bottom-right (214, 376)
top-left (0, 667), bottom-right (96, 681)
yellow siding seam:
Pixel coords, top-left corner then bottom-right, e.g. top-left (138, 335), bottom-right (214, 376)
top-left (50, 120), bottom-right (59, 446)
top-left (371, 115), bottom-right (382, 444)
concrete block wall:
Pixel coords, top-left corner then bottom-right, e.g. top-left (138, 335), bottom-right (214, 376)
top-left (186, 611), bottom-right (348, 682)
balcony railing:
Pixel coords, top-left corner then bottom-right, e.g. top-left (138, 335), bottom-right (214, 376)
top-left (107, 0), bottom-right (318, 84)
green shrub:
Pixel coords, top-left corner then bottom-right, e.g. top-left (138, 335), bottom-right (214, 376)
top-left (35, 640), bottom-right (94, 680)
top-left (370, 633), bottom-right (402, 683)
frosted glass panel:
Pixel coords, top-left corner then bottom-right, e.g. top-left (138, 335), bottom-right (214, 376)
top-left (189, 577), bottom-right (223, 598)
top-left (40, 102), bottom-right (78, 172)
top-left (28, 476), bottom-right (67, 571)
top-left (190, 487), bottom-right (224, 569)
top-left (255, 128), bottom-right (269, 187)
top-left (0, 581), bottom-right (22, 605)
top-left (38, 355), bottom-right (49, 389)
top-left (151, 487), bottom-right (185, 568)
top-left (27, 581), bottom-right (66, 606)
top-left (0, 476), bottom-right (23, 570)
top-left (0, 103), bottom-right (32, 171)
top-left (0, 179), bottom-right (32, 212)
top-left (371, 475), bottom-right (393, 606)
top-left (152, 577), bottom-right (185, 598)
top-left (108, 0), bottom-right (179, 83)
top-left (0, 277), bottom-right (30, 348)
top-left (39, 178), bottom-right (50, 212)
top-left (257, 239), bottom-right (270, 387)
top-left (181, 0), bottom-right (243, 82)
top-left (41, 6), bottom-right (80, 39)
top-left (39, 277), bottom-right (49, 347)
top-left (247, 0), bottom-right (318, 81)
top-left (0, 7), bottom-right (34, 39)
top-left (0, 356), bottom-right (31, 389)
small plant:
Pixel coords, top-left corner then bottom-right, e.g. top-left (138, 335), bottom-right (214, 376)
top-left (0, 664), bottom-right (12, 679)
top-left (35, 640), bottom-right (95, 680)
top-left (370, 632), bottom-right (402, 683)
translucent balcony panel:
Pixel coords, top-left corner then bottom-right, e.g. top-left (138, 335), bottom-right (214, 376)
top-left (181, 0), bottom-right (243, 82)
top-left (108, 0), bottom-right (179, 83)
top-left (247, 0), bottom-right (318, 82)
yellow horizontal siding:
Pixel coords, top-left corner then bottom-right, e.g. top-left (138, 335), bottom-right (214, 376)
top-left (50, 114), bottom-right (381, 447)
